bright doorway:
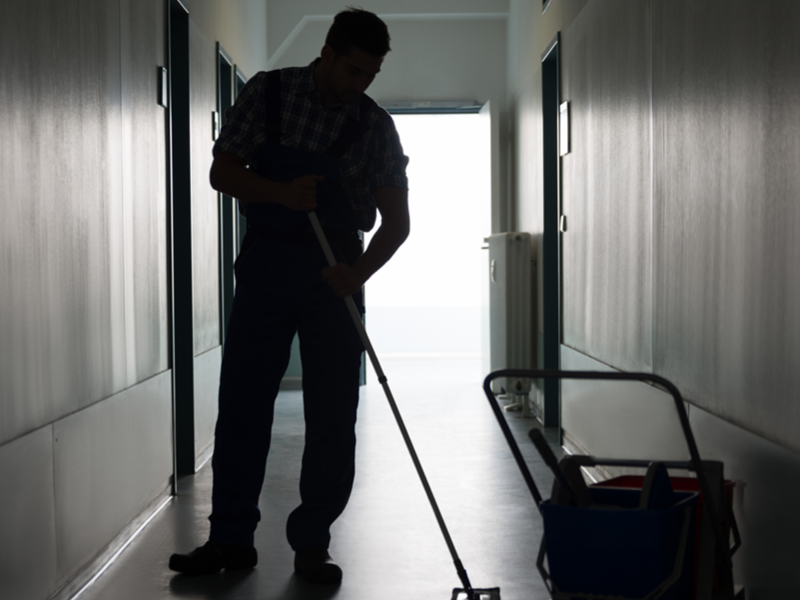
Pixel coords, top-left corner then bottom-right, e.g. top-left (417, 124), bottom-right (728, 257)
top-left (364, 112), bottom-right (491, 372)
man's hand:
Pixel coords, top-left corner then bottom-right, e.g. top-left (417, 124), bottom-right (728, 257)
top-left (283, 175), bottom-right (324, 211)
top-left (320, 186), bottom-right (409, 297)
top-left (321, 263), bottom-right (366, 298)
top-left (209, 153), bottom-right (326, 210)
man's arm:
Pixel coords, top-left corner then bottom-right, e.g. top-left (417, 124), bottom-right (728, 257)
top-left (322, 186), bottom-right (410, 298)
top-left (210, 152), bottom-right (322, 211)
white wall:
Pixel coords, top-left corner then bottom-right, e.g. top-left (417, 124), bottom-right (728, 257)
top-left (265, 1), bottom-right (508, 107)
top-left (0, 2), bottom-right (272, 598)
top-left (506, 0), bottom-right (800, 593)
top-left (186, 0), bottom-right (269, 77)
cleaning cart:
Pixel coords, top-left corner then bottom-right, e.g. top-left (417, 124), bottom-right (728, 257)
top-left (483, 369), bottom-right (743, 600)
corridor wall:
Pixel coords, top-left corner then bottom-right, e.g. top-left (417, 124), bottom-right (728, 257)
top-left (0, 1), bottom-right (268, 598)
top-left (0, 2), bottom-right (172, 598)
top-left (507, 0), bottom-right (800, 595)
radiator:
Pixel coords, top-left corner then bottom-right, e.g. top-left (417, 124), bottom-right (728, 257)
top-left (486, 233), bottom-right (534, 406)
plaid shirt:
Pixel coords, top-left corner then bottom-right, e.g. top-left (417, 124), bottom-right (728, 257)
top-left (214, 59), bottom-right (409, 232)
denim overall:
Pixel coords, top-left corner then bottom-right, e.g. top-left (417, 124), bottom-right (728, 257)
top-left (209, 70), bottom-right (373, 550)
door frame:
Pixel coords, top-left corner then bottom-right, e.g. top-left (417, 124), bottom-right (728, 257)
top-left (167, 0), bottom-right (196, 477)
top-left (541, 33), bottom-right (562, 428)
top-left (216, 43), bottom-right (235, 343)
top-left (233, 65), bottom-right (248, 253)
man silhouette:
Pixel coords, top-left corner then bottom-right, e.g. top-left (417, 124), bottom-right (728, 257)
top-left (169, 8), bottom-right (409, 584)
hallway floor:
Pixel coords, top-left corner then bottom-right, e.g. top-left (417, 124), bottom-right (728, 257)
top-left (76, 357), bottom-right (558, 600)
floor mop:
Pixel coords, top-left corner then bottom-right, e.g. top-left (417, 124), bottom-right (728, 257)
top-left (308, 212), bottom-right (500, 600)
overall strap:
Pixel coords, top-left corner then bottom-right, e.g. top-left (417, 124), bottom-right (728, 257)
top-left (264, 69), bottom-right (282, 144)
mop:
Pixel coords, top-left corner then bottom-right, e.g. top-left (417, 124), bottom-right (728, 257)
top-left (308, 212), bottom-right (500, 600)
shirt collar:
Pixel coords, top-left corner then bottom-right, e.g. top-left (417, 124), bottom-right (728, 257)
top-left (302, 58), bottom-right (362, 121)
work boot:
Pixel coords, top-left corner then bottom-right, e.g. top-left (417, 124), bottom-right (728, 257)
top-left (294, 547), bottom-right (343, 584)
top-left (169, 540), bottom-right (257, 575)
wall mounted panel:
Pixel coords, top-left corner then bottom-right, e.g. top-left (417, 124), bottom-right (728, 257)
top-left (127, 0), bottom-right (171, 380)
top-left (0, 0), bottom-right (118, 445)
top-left (53, 372), bottom-right (172, 582)
top-left (561, 346), bottom-right (689, 464)
top-left (560, 0), bottom-right (652, 372)
top-left (0, 427), bottom-right (57, 600)
top-left (690, 404), bottom-right (800, 594)
top-left (653, 0), bottom-right (800, 453)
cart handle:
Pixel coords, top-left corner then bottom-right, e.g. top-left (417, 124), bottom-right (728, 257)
top-left (483, 369), bottom-right (733, 593)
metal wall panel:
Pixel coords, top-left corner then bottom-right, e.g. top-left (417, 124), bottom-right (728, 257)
top-left (561, 0), bottom-right (652, 372)
top-left (0, 0), bottom-right (170, 446)
top-left (53, 371), bottom-right (172, 583)
top-left (561, 346), bottom-right (689, 463)
top-left (0, 0), bottom-right (116, 444)
top-left (690, 404), bottom-right (800, 594)
top-left (652, 0), bottom-right (800, 453)
top-left (0, 427), bottom-right (57, 600)
top-left (127, 0), bottom-right (170, 380)
top-left (189, 20), bottom-right (222, 355)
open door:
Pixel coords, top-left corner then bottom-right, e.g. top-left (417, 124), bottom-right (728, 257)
top-left (479, 100), bottom-right (504, 235)
top-left (479, 100), bottom-right (501, 377)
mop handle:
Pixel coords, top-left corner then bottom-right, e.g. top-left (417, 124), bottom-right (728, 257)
top-left (306, 212), bottom-right (385, 382)
top-left (307, 211), bottom-right (474, 594)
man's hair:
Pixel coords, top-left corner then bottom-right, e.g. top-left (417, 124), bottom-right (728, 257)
top-left (325, 7), bottom-right (391, 58)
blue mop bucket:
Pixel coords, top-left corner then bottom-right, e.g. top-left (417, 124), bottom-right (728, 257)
top-left (541, 487), bottom-right (698, 599)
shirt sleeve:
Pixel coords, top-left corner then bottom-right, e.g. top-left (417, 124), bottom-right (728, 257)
top-left (212, 71), bottom-right (268, 165)
top-left (366, 111), bottom-right (409, 191)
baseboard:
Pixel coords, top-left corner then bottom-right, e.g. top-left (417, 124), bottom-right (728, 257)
top-left (195, 439), bottom-right (214, 473)
top-left (561, 430), bottom-right (613, 484)
top-left (48, 482), bottom-right (172, 600)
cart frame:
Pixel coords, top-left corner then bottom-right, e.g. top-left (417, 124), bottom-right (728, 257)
top-left (483, 369), bottom-right (741, 600)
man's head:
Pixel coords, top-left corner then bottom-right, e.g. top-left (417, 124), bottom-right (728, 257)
top-left (315, 8), bottom-right (390, 106)
top-left (325, 7), bottom-right (391, 59)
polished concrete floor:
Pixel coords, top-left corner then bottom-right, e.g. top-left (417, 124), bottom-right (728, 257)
top-left (75, 357), bottom-right (560, 600)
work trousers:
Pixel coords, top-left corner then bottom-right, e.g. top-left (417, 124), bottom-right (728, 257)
top-left (209, 236), bottom-right (364, 550)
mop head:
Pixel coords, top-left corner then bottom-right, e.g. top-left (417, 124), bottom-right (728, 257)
top-left (451, 587), bottom-right (501, 600)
